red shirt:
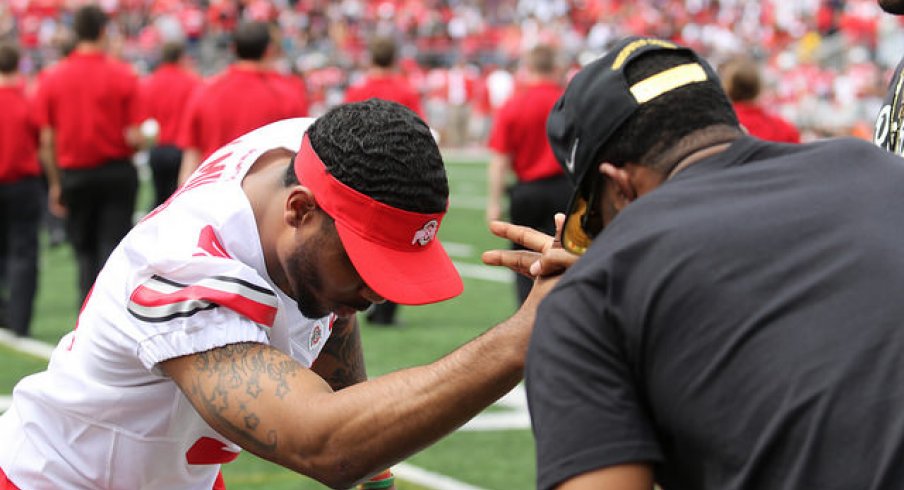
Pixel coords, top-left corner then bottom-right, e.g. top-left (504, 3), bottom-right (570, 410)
top-left (344, 74), bottom-right (423, 117)
top-left (0, 85), bottom-right (41, 183)
top-left (140, 63), bottom-right (201, 146)
top-left (33, 51), bottom-right (140, 169)
top-left (177, 66), bottom-right (307, 159)
top-left (733, 102), bottom-right (801, 144)
top-left (487, 81), bottom-right (564, 182)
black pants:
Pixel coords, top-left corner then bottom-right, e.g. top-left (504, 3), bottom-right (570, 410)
top-left (61, 160), bottom-right (138, 302)
top-left (148, 144), bottom-right (182, 209)
top-left (0, 177), bottom-right (42, 336)
top-left (508, 174), bottom-right (572, 305)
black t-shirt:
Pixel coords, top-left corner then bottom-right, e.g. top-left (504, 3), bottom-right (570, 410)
top-left (527, 136), bottom-right (904, 490)
top-left (875, 55), bottom-right (904, 154)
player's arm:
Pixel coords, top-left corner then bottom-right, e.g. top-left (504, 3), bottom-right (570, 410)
top-left (162, 223), bottom-right (569, 489)
top-left (311, 314), bottom-right (367, 391)
top-left (162, 310), bottom-right (533, 489)
top-left (486, 151), bottom-right (511, 223)
top-left (555, 464), bottom-right (654, 490)
top-left (39, 127), bottom-right (66, 217)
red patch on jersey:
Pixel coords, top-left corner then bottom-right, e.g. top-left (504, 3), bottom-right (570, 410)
top-left (186, 437), bottom-right (240, 465)
top-left (193, 225), bottom-right (232, 258)
top-left (0, 467), bottom-right (22, 490)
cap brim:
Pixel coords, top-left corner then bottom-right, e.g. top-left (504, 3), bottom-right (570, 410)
top-left (335, 223), bottom-right (463, 305)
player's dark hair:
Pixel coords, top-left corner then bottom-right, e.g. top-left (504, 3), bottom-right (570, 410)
top-left (73, 5), bottom-right (108, 42)
top-left (369, 37), bottom-right (397, 69)
top-left (598, 50), bottom-right (739, 173)
top-left (0, 43), bottom-right (20, 74)
top-left (233, 21), bottom-right (270, 61)
top-left (161, 41), bottom-right (185, 64)
top-left (294, 99), bottom-right (448, 213)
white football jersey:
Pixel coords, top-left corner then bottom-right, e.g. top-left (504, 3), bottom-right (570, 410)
top-left (0, 118), bottom-right (336, 489)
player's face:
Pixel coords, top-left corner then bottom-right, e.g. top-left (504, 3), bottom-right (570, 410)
top-left (283, 218), bottom-right (383, 319)
top-left (879, 0), bottom-right (904, 14)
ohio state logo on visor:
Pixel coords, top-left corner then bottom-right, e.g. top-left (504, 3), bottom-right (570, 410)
top-left (411, 220), bottom-right (438, 246)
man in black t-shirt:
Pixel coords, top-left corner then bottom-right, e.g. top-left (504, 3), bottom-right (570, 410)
top-left (528, 36), bottom-right (904, 490)
top-left (874, 0), bottom-right (904, 153)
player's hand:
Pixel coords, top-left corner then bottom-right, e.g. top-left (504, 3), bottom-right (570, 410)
top-left (481, 213), bottom-right (577, 278)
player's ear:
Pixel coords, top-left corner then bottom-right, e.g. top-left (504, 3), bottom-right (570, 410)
top-left (285, 186), bottom-right (317, 228)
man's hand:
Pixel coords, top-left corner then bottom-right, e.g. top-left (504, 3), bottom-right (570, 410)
top-left (481, 213), bottom-right (578, 278)
top-left (47, 182), bottom-right (67, 218)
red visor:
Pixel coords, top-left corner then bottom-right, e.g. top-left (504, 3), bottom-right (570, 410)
top-left (294, 135), bottom-right (463, 305)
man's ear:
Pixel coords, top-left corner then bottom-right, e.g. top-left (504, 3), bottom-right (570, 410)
top-left (285, 186), bottom-right (317, 228)
top-left (599, 163), bottom-right (636, 210)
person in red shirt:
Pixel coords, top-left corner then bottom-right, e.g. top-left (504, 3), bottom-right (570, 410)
top-left (487, 44), bottom-right (571, 305)
top-left (140, 40), bottom-right (200, 208)
top-left (0, 43), bottom-right (42, 338)
top-left (344, 36), bottom-right (424, 117)
top-left (176, 20), bottom-right (308, 184)
top-left (34, 5), bottom-right (142, 303)
top-left (720, 55), bottom-right (801, 144)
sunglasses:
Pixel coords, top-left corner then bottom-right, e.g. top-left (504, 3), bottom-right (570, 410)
top-left (562, 174), bottom-right (605, 255)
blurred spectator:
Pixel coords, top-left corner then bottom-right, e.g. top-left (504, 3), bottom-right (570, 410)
top-left (874, 0), bottom-right (904, 154)
top-left (34, 5), bottom-right (141, 303)
top-left (345, 36), bottom-right (424, 117)
top-left (720, 55), bottom-right (801, 143)
top-left (439, 56), bottom-right (479, 147)
top-left (486, 44), bottom-right (570, 305)
top-left (176, 20), bottom-right (307, 184)
top-left (139, 40), bottom-right (200, 208)
top-left (0, 42), bottom-right (42, 337)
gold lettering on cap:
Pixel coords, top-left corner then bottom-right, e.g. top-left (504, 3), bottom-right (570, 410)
top-left (629, 63), bottom-right (708, 104)
top-left (611, 39), bottom-right (678, 70)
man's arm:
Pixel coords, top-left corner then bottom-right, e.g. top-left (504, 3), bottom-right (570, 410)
top-left (39, 127), bottom-right (66, 217)
top-left (162, 312), bottom-right (535, 489)
top-left (555, 464), bottom-right (654, 490)
top-left (311, 315), bottom-right (367, 391)
top-left (178, 147), bottom-right (201, 185)
top-left (486, 151), bottom-right (511, 223)
top-left (162, 223), bottom-right (566, 489)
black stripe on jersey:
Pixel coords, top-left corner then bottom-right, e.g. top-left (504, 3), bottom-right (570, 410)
top-left (127, 302), bottom-right (219, 323)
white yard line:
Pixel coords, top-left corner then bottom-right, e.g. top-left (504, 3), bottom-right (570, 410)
top-left (394, 463), bottom-right (488, 490)
top-left (454, 261), bottom-right (513, 283)
top-left (0, 329), bottom-right (56, 358)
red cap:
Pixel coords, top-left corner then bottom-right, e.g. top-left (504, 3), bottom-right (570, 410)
top-left (294, 134), bottom-right (463, 305)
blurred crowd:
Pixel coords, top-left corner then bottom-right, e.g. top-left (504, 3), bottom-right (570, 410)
top-left (1, 0), bottom-right (902, 144)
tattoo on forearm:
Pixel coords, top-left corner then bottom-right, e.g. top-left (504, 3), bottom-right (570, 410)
top-left (317, 317), bottom-right (367, 390)
top-left (187, 343), bottom-right (301, 456)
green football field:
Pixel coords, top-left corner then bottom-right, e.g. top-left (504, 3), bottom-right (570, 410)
top-left (0, 152), bottom-right (540, 489)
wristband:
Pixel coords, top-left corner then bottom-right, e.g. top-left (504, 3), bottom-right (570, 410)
top-left (358, 469), bottom-right (394, 489)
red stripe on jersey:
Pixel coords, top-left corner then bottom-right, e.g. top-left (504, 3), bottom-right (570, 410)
top-left (194, 225), bottom-right (232, 258)
top-left (0, 467), bottom-right (21, 490)
top-left (186, 437), bottom-right (240, 465)
top-left (131, 283), bottom-right (276, 327)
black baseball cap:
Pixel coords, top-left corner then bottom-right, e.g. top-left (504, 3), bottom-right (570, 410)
top-left (547, 36), bottom-right (720, 254)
